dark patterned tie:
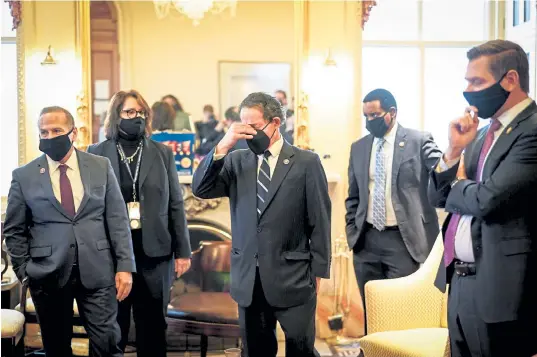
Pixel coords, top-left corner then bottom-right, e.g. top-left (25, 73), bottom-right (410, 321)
top-left (443, 118), bottom-right (501, 266)
top-left (59, 164), bottom-right (76, 216)
top-left (257, 151), bottom-right (272, 218)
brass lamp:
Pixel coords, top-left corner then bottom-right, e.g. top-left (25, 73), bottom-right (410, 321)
top-left (41, 45), bottom-right (57, 65)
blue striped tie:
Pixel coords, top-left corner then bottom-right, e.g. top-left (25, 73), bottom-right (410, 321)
top-left (257, 151), bottom-right (271, 217)
top-left (372, 139), bottom-right (386, 231)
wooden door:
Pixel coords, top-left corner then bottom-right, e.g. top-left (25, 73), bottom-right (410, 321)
top-left (90, 1), bottom-right (119, 143)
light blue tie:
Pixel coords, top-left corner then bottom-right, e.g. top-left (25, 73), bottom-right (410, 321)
top-left (372, 139), bottom-right (386, 231)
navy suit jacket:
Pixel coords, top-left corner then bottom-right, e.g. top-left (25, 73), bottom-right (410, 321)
top-left (429, 101), bottom-right (537, 323)
top-left (192, 142), bottom-right (331, 308)
top-left (3, 150), bottom-right (136, 289)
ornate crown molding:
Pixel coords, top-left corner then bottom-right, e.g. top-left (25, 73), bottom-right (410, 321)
top-left (6, 0), bottom-right (22, 30)
top-left (361, 0), bottom-right (377, 29)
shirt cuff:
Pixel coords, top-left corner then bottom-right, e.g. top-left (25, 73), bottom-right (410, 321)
top-left (435, 155), bottom-right (460, 173)
top-left (213, 151), bottom-right (226, 161)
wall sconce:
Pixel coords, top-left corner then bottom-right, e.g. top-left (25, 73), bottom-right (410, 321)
top-left (41, 45), bottom-right (57, 65)
top-left (324, 48), bottom-right (337, 67)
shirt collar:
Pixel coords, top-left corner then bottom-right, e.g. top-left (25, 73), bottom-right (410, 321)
top-left (496, 97), bottom-right (533, 128)
top-left (263, 135), bottom-right (284, 158)
top-left (47, 149), bottom-right (79, 172)
top-left (374, 121), bottom-right (398, 145)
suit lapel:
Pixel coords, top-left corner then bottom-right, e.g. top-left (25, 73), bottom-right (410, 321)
top-left (76, 150), bottom-right (91, 217)
top-left (103, 140), bottom-right (120, 180)
top-left (482, 101), bottom-right (537, 178)
top-left (138, 138), bottom-right (157, 188)
top-left (260, 142), bottom-right (295, 218)
top-left (37, 155), bottom-right (71, 220)
top-left (360, 135), bottom-right (374, 198)
top-left (391, 125), bottom-right (407, 183)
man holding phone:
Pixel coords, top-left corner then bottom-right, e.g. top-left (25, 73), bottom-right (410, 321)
top-left (428, 40), bottom-right (537, 357)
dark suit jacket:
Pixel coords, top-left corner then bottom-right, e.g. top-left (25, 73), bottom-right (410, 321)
top-left (345, 125), bottom-right (442, 263)
top-left (88, 139), bottom-right (191, 259)
top-left (192, 142), bottom-right (331, 308)
top-left (429, 101), bottom-right (537, 323)
top-left (3, 150), bottom-right (136, 289)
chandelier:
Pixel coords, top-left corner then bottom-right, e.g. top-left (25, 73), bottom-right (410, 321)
top-left (154, 0), bottom-right (237, 26)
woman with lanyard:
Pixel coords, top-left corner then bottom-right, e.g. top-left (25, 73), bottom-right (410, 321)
top-left (88, 90), bottom-right (192, 357)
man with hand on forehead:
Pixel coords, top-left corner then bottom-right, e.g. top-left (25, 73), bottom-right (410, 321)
top-left (192, 92), bottom-right (331, 357)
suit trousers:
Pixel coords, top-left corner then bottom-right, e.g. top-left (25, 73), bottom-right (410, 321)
top-left (29, 265), bottom-right (122, 357)
top-left (238, 268), bottom-right (319, 357)
top-left (353, 225), bottom-right (419, 333)
top-left (448, 272), bottom-right (537, 357)
top-left (117, 254), bottom-right (174, 357)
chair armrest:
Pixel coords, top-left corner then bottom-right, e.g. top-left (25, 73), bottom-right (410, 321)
top-left (365, 268), bottom-right (445, 334)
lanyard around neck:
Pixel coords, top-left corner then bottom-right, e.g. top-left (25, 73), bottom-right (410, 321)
top-left (117, 141), bottom-right (143, 202)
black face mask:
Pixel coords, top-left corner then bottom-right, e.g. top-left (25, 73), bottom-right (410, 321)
top-left (463, 75), bottom-right (510, 119)
top-left (366, 113), bottom-right (392, 138)
top-left (247, 122), bottom-right (277, 155)
top-left (119, 117), bottom-right (145, 140)
top-left (39, 128), bottom-right (74, 162)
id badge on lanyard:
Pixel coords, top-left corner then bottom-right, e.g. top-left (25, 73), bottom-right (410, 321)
top-left (127, 202), bottom-right (141, 229)
top-left (118, 142), bottom-right (143, 230)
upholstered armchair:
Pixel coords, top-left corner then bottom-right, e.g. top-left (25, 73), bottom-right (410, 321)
top-left (1, 221), bottom-right (25, 357)
top-left (359, 235), bottom-right (450, 357)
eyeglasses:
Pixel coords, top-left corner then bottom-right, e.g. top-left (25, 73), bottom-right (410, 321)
top-left (120, 109), bottom-right (146, 119)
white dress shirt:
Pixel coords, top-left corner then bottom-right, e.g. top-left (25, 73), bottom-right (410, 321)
top-left (46, 151), bottom-right (84, 213)
top-left (255, 136), bottom-right (283, 177)
top-left (366, 122), bottom-right (398, 227)
top-left (438, 98), bottom-right (533, 262)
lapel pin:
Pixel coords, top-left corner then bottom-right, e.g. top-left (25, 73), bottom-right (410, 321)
top-left (283, 159), bottom-right (290, 165)
top-left (399, 141), bottom-right (405, 147)
top-left (40, 168), bottom-right (45, 174)
top-left (506, 127), bottom-right (512, 134)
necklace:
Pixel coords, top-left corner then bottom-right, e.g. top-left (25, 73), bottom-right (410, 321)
top-left (118, 141), bottom-right (142, 164)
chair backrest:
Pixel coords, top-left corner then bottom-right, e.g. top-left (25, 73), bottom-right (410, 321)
top-left (199, 241), bottom-right (232, 273)
top-left (415, 233), bottom-right (444, 281)
top-left (186, 240), bottom-right (232, 292)
top-left (1, 221), bottom-right (9, 278)
top-left (416, 235), bottom-right (447, 327)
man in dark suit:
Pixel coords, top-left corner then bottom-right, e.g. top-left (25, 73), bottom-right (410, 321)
top-left (274, 90), bottom-right (295, 145)
top-left (429, 40), bottom-right (537, 357)
top-left (3, 106), bottom-right (136, 357)
top-left (345, 89), bottom-right (442, 323)
top-left (192, 92), bottom-right (331, 357)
